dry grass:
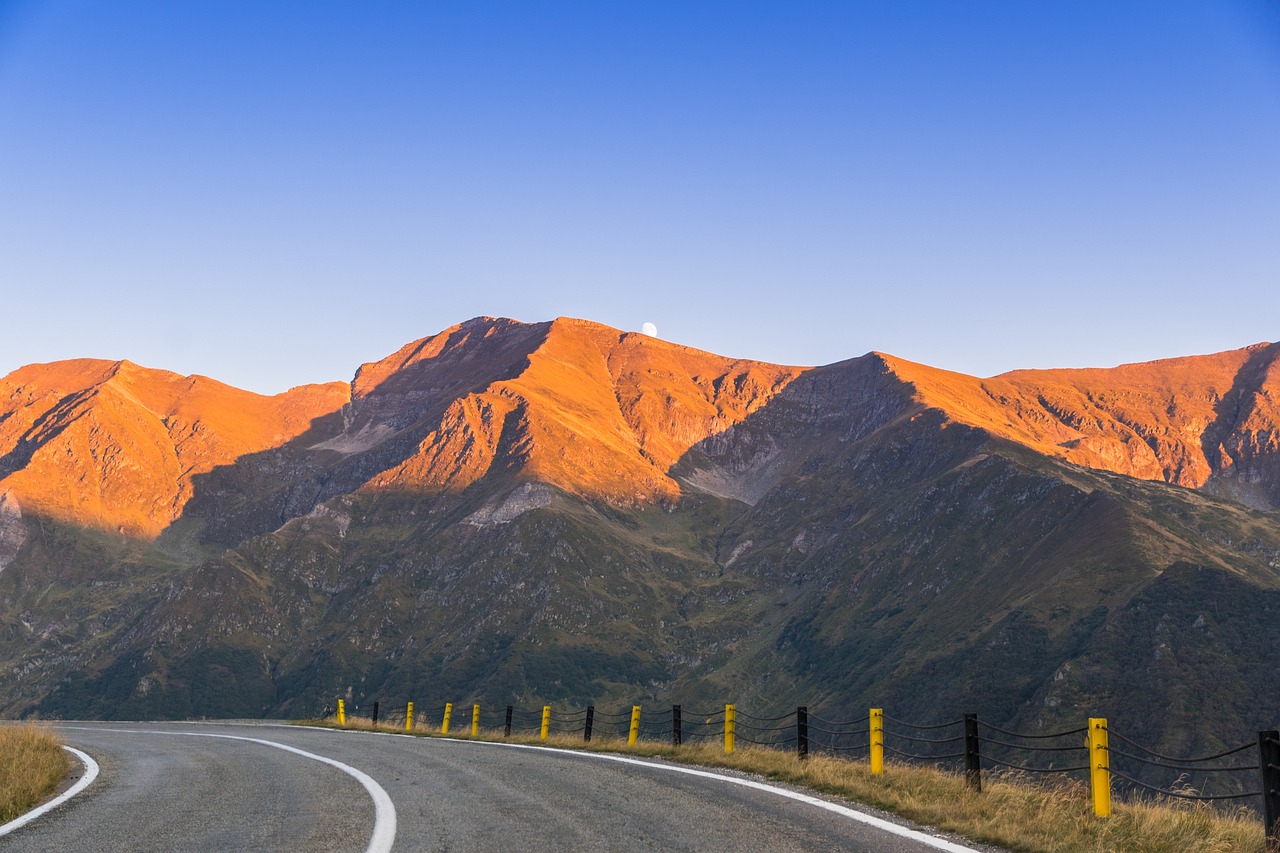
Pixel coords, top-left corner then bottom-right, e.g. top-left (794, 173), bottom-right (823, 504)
top-left (308, 716), bottom-right (1269, 852)
top-left (0, 723), bottom-right (70, 823)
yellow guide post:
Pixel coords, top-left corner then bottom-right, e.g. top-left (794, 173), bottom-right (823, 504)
top-left (540, 705), bottom-right (551, 740)
top-left (337, 698), bottom-right (346, 726)
top-left (1088, 717), bottom-right (1111, 818)
top-left (725, 704), bottom-right (736, 754)
top-left (442, 702), bottom-right (453, 735)
top-left (628, 705), bottom-right (642, 746)
top-left (472, 704), bottom-right (481, 737)
top-left (406, 701), bottom-right (414, 731)
top-left (870, 708), bottom-right (884, 775)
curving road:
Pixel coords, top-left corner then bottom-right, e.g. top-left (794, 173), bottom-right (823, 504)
top-left (4, 722), bottom-right (1001, 852)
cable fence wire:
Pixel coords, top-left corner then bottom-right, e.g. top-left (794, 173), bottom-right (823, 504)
top-left (809, 723), bottom-right (868, 737)
top-left (978, 735), bottom-right (1087, 753)
top-left (884, 744), bottom-right (967, 762)
top-left (737, 731), bottom-right (798, 747)
top-left (680, 722), bottom-right (732, 737)
top-left (883, 730), bottom-right (965, 746)
top-left (682, 709), bottom-right (726, 720)
top-left (737, 710), bottom-right (798, 724)
top-left (1108, 730), bottom-right (1256, 764)
top-left (982, 755), bottom-right (1090, 774)
top-left (977, 721), bottom-right (1088, 740)
top-left (591, 707), bottom-right (635, 719)
top-left (816, 740), bottom-right (872, 754)
top-left (549, 711), bottom-right (589, 724)
top-left (1105, 745), bottom-right (1258, 774)
top-left (883, 715), bottom-right (963, 731)
top-left (809, 713), bottom-right (870, 729)
top-left (735, 719), bottom-right (794, 734)
top-left (1109, 768), bottom-right (1264, 802)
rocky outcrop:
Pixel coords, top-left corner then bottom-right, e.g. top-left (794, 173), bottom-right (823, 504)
top-left (0, 491), bottom-right (25, 572)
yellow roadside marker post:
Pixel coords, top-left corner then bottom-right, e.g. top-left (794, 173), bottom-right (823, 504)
top-left (870, 709), bottom-right (884, 775)
top-left (1088, 718), bottom-right (1111, 818)
top-left (628, 706), bottom-right (642, 746)
top-left (725, 704), bottom-right (735, 754)
top-left (442, 703), bottom-right (453, 735)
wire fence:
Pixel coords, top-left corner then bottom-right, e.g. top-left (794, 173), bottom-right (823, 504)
top-left (327, 697), bottom-right (1280, 841)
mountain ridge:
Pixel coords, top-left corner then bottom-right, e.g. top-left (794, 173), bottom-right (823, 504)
top-left (1, 317), bottom-right (1277, 777)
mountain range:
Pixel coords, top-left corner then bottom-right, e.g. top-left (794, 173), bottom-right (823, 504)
top-left (2, 316), bottom-right (1277, 771)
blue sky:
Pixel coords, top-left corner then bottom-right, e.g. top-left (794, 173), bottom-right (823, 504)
top-left (2, 1), bottom-right (1278, 394)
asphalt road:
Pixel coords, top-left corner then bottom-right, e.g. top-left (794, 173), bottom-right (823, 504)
top-left (4, 722), bottom-right (1001, 852)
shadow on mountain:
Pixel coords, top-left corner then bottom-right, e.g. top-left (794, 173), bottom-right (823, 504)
top-left (171, 318), bottom-right (552, 546)
top-left (1201, 341), bottom-right (1280, 508)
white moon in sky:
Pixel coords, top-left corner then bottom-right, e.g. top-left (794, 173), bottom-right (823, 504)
top-left (641, 322), bottom-right (658, 337)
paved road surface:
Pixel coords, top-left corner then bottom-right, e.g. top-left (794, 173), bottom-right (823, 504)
top-left (5, 722), bottom-right (1000, 852)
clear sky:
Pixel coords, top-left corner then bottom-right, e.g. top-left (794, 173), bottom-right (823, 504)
top-left (2, 1), bottom-right (1278, 394)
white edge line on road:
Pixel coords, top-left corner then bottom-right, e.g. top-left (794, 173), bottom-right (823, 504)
top-left (57, 727), bottom-right (396, 853)
top-left (431, 735), bottom-right (985, 853)
top-left (0, 746), bottom-right (100, 839)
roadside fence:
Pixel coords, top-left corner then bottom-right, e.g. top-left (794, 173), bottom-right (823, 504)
top-left (326, 697), bottom-right (1279, 843)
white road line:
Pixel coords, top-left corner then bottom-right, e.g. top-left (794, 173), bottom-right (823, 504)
top-left (0, 746), bottom-right (100, 838)
top-left (58, 727), bottom-right (396, 853)
top-left (435, 736), bottom-right (985, 853)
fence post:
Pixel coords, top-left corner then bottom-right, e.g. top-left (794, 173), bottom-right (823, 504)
top-left (870, 708), bottom-right (884, 774)
top-left (442, 703), bottom-right (453, 735)
top-left (337, 699), bottom-right (346, 726)
top-left (1087, 717), bottom-right (1111, 818)
top-left (472, 704), bottom-right (481, 737)
top-left (541, 705), bottom-right (551, 740)
top-left (405, 701), bottom-right (413, 731)
top-left (797, 707), bottom-right (808, 760)
top-left (584, 706), bottom-right (595, 742)
top-left (628, 705), bottom-right (642, 745)
top-left (1260, 730), bottom-right (1280, 846)
top-left (372, 701), bottom-right (379, 727)
top-left (725, 704), bottom-right (736, 754)
top-left (673, 705), bottom-right (682, 747)
top-left (504, 705), bottom-right (513, 738)
top-left (964, 713), bottom-right (981, 792)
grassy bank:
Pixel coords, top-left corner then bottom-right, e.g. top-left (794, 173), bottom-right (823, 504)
top-left (0, 724), bottom-right (70, 824)
top-left (308, 717), bottom-right (1267, 853)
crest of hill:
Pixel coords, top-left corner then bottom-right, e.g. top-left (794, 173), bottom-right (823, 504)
top-left (877, 342), bottom-right (1280, 508)
top-left (356, 316), bottom-right (808, 505)
top-left (0, 358), bottom-right (348, 536)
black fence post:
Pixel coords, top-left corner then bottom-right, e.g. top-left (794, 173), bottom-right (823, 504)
top-left (673, 705), bottom-right (682, 747)
top-left (504, 705), bottom-right (513, 738)
top-left (797, 707), bottom-right (808, 760)
top-left (371, 701), bottom-right (379, 727)
top-left (1261, 730), bottom-right (1280, 846)
top-left (964, 714), bottom-right (981, 792)
top-left (585, 706), bottom-right (595, 743)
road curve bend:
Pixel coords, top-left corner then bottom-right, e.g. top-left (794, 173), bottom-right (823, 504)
top-left (5, 722), bottom-right (1002, 852)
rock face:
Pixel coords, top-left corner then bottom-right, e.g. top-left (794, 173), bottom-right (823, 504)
top-left (0, 492), bottom-right (24, 572)
top-left (0, 317), bottom-right (1278, 774)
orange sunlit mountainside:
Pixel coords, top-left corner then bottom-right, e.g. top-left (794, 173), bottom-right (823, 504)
top-left (881, 342), bottom-right (1280, 508)
top-left (2, 319), bottom-right (1279, 539)
top-left (0, 359), bottom-right (348, 537)
top-left (333, 316), bottom-right (805, 504)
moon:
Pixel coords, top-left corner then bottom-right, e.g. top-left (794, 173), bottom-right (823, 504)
top-left (641, 322), bottom-right (658, 337)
